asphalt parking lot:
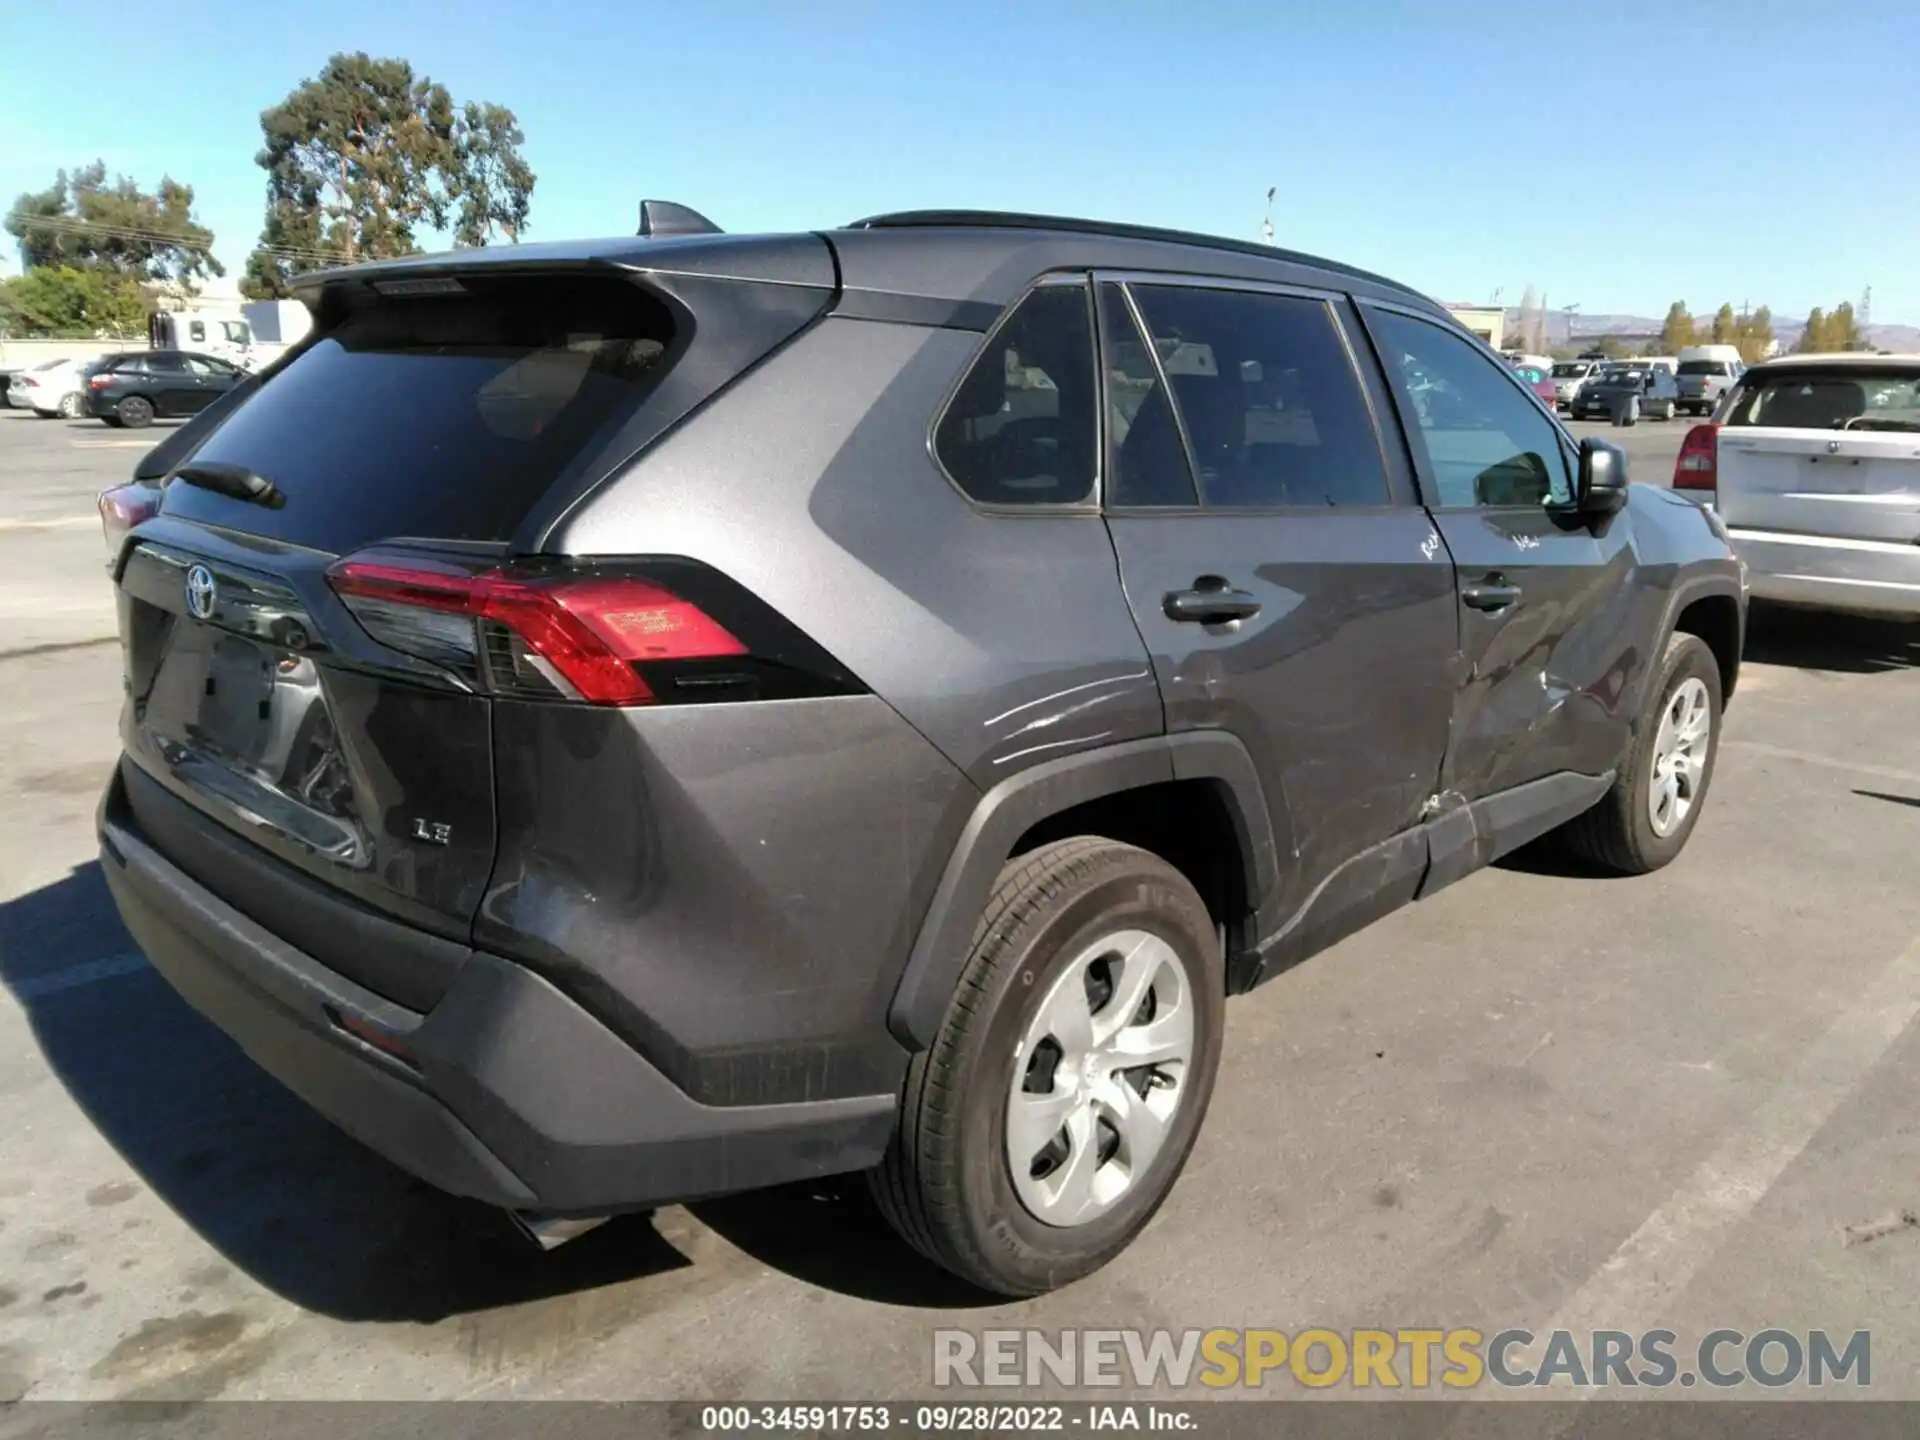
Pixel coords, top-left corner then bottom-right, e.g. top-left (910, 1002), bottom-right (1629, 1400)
top-left (2, 406), bottom-right (1918, 1404)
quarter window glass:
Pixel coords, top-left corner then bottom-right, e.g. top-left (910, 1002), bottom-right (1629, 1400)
top-left (934, 283), bottom-right (1097, 505)
top-left (1128, 285), bottom-right (1390, 508)
top-left (1371, 310), bottom-right (1574, 507)
top-left (1100, 284), bottom-right (1197, 507)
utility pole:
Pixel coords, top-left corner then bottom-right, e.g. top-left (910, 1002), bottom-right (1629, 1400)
top-left (1259, 187), bottom-right (1276, 246)
top-left (1860, 284), bottom-right (1873, 347)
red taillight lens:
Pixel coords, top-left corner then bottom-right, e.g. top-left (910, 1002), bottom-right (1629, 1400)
top-left (327, 558), bottom-right (746, 706)
top-left (98, 482), bottom-right (163, 557)
top-left (88, 373), bottom-right (114, 389)
top-left (1673, 422), bottom-right (1718, 492)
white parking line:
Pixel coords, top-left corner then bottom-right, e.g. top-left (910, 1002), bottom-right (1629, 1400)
top-left (1530, 928), bottom-right (1920, 1374)
top-left (0, 516), bottom-right (97, 532)
top-left (1724, 739), bottom-right (1920, 790)
top-left (9, 952), bottom-right (150, 1000)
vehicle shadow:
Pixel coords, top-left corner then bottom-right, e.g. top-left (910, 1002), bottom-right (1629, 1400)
top-left (1493, 836), bottom-right (1622, 880)
top-left (0, 863), bottom-right (987, 1321)
top-left (690, 1177), bottom-right (1000, 1309)
top-left (1742, 602), bottom-right (1919, 674)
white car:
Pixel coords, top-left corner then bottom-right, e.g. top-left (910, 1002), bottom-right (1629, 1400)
top-left (1548, 359), bottom-right (1603, 408)
top-left (1672, 352), bottom-right (1920, 616)
top-left (7, 358), bottom-right (93, 418)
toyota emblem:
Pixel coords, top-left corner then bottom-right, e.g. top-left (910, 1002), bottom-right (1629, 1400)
top-left (185, 564), bottom-right (217, 621)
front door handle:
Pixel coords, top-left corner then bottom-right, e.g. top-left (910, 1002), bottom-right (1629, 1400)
top-left (1164, 583), bottom-right (1261, 624)
top-left (1461, 578), bottom-right (1523, 612)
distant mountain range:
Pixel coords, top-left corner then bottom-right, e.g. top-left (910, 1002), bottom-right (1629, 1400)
top-left (1500, 308), bottom-right (1920, 353)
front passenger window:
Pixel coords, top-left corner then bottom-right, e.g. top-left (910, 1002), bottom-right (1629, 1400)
top-left (1370, 310), bottom-right (1574, 508)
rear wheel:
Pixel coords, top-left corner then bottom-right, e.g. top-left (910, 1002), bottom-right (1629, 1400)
top-left (871, 838), bottom-right (1224, 1296)
top-left (1561, 631), bottom-right (1722, 874)
top-left (116, 395), bottom-right (155, 428)
top-left (57, 391), bottom-right (83, 419)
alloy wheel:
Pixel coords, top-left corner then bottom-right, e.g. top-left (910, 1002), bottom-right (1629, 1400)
top-left (1649, 676), bottom-right (1711, 838)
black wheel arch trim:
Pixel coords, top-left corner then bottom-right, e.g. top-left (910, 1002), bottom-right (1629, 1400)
top-left (888, 731), bottom-right (1282, 1051)
top-left (1649, 569), bottom-right (1746, 710)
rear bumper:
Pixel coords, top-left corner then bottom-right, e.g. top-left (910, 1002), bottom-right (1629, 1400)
top-left (98, 769), bottom-right (897, 1215)
top-left (1729, 526), bottom-right (1920, 617)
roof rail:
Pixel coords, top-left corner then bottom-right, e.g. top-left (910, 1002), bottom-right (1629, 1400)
top-left (638, 200), bottom-right (724, 238)
top-left (846, 209), bottom-right (1416, 297)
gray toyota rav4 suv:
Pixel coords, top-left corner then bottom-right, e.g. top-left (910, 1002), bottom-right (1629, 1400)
top-left (98, 205), bottom-right (1745, 1296)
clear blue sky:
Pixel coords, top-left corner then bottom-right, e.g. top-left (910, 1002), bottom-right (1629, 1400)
top-left (2, 0), bottom-right (1913, 323)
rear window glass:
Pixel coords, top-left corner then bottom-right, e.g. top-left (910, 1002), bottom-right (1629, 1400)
top-left (1549, 364), bottom-right (1585, 378)
top-left (1127, 284), bottom-right (1390, 509)
top-left (1678, 360), bottom-right (1731, 376)
top-left (1724, 369), bottom-right (1920, 432)
top-left (160, 275), bottom-right (678, 551)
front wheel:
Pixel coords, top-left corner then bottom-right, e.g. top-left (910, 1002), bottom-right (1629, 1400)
top-left (871, 838), bottom-right (1225, 1296)
top-left (1560, 631), bottom-right (1722, 873)
top-left (116, 395), bottom-right (155, 428)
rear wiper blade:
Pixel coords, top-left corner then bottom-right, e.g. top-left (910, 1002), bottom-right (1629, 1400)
top-left (171, 462), bottom-right (285, 509)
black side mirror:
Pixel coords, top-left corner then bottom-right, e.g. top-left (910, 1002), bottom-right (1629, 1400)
top-left (1577, 438), bottom-right (1629, 516)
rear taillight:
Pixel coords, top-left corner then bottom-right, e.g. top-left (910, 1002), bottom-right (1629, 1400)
top-left (327, 554), bottom-right (768, 706)
top-left (98, 483), bottom-right (162, 558)
top-left (1673, 423), bottom-right (1718, 493)
top-left (88, 373), bottom-right (114, 389)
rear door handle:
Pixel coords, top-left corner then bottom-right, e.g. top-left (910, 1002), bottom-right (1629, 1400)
top-left (1461, 578), bottom-right (1523, 612)
top-left (1164, 584), bottom-right (1262, 624)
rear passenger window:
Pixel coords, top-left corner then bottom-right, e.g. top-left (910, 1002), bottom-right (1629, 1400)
top-left (1125, 285), bottom-right (1391, 508)
top-left (1369, 309), bottom-right (1574, 508)
top-left (935, 283), bottom-right (1096, 505)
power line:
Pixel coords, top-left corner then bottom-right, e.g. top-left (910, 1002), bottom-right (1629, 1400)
top-left (5, 210), bottom-right (355, 267)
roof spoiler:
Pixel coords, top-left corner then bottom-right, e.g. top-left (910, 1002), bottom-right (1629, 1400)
top-left (637, 200), bottom-right (723, 238)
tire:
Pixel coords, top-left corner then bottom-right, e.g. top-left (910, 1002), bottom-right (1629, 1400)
top-left (57, 391), bottom-right (83, 419)
top-left (116, 395), bottom-right (155, 428)
top-left (1560, 631), bottom-right (1722, 874)
top-left (871, 837), bottom-right (1225, 1296)
top-left (100, 414), bottom-right (124, 428)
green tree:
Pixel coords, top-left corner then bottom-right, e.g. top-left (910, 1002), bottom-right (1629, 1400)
top-left (1735, 306), bottom-right (1774, 364)
top-left (1659, 302), bottom-right (1696, 353)
top-left (1828, 301), bottom-right (1864, 351)
top-left (1796, 307), bottom-right (1828, 353)
top-left (0, 265), bottom-right (149, 338)
top-left (241, 53), bottom-right (536, 297)
top-left (451, 102), bottom-right (534, 247)
top-left (1710, 303), bottom-right (1736, 345)
top-left (6, 162), bottom-right (219, 282)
